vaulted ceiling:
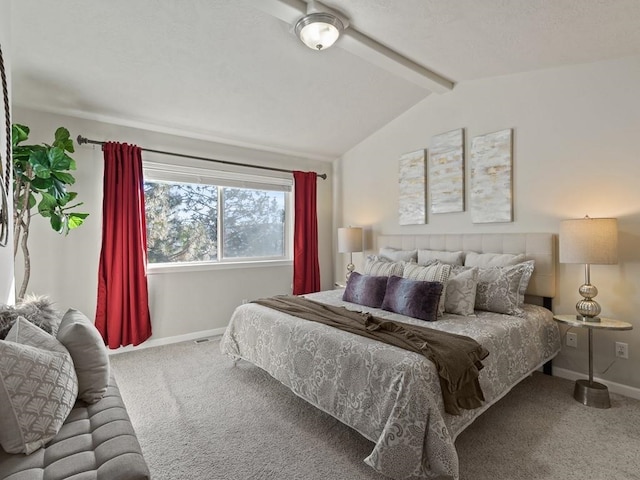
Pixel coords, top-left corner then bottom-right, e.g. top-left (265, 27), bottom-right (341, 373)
top-left (10, 0), bottom-right (640, 160)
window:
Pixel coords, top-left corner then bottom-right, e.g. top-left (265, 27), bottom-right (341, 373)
top-left (143, 161), bottom-right (292, 268)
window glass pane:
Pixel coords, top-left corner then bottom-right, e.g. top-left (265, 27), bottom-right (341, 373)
top-left (222, 187), bottom-right (285, 259)
top-left (144, 181), bottom-right (218, 263)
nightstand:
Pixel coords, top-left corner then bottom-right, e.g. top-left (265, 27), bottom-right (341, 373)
top-left (553, 314), bottom-right (633, 408)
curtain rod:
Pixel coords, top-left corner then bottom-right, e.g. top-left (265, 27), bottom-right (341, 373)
top-left (76, 135), bottom-right (327, 180)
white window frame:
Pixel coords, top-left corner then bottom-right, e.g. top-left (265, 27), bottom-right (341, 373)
top-left (143, 161), bottom-right (293, 274)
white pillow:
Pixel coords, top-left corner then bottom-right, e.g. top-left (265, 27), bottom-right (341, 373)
top-left (402, 262), bottom-right (452, 316)
top-left (0, 318), bottom-right (78, 454)
top-left (418, 249), bottom-right (465, 266)
top-left (474, 261), bottom-right (535, 316)
top-left (445, 266), bottom-right (479, 316)
top-left (378, 247), bottom-right (418, 263)
top-left (464, 252), bottom-right (526, 268)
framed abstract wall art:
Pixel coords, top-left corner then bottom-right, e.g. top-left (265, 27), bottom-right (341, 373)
top-left (429, 128), bottom-right (464, 214)
top-left (470, 128), bottom-right (513, 223)
top-left (398, 149), bottom-right (426, 225)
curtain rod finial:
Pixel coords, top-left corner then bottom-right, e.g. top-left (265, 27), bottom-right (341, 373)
top-left (77, 135), bottom-right (87, 145)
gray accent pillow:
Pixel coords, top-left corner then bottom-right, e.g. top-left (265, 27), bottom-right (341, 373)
top-left (474, 261), bottom-right (536, 316)
top-left (342, 272), bottom-right (388, 308)
top-left (464, 252), bottom-right (526, 268)
top-left (418, 249), bottom-right (465, 266)
top-left (57, 309), bottom-right (110, 404)
top-left (364, 255), bottom-right (406, 277)
top-left (0, 317), bottom-right (78, 454)
top-left (381, 276), bottom-right (443, 322)
top-left (378, 247), bottom-right (418, 262)
top-left (445, 266), bottom-right (479, 316)
top-left (402, 262), bottom-right (451, 316)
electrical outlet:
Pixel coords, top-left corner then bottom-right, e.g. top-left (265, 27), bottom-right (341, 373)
top-left (566, 332), bottom-right (578, 348)
top-left (615, 342), bottom-right (629, 359)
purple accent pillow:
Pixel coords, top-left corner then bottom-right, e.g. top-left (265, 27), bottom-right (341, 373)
top-left (342, 272), bottom-right (388, 308)
top-left (381, 276), bottom-right (444, 322)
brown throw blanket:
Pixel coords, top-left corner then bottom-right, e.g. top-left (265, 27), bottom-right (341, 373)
top-left (253, 295), bottom-right (490, 415)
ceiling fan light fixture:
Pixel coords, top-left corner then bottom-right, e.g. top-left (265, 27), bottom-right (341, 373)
top-left (295, 12), bottom-right (344, 51)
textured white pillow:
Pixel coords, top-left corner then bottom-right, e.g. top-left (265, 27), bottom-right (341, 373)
top-left (378, 247), bottom-right (418, 262)
top-left (445, 266), bottom-right (479, 316)
top-left (418, 249), bottom-right (465, 266)
top-left (402, 262), bottom-right (452, 316)
top-left (364, 255), bottom-right (406, 277)
top-left (57, 309), bottom-right (110, 404)
top-left (464, 251), bottom-right (526, 268)
top-left (0, 317), bottom-right (78, 454)
top-left (474, 261), bottom-right (535, 316)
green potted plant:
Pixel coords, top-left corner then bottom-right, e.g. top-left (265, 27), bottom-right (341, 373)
top-left (12, 124), bottom-right (88, 300)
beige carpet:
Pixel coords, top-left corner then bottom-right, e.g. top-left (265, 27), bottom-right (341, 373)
top-left (110, 338), bottom-right (640, 480)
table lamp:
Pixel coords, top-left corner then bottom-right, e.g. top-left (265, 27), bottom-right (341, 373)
top-left (559, 216), bottom-right (618, 322)
top-left (337, 227), bottom-right (363, 281)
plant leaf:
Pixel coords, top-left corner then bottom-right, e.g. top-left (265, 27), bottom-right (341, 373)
top-left (67, 213), bottom-right (89, 230)
top-left (51, 171), bottom-right (75, 185)
top-left (16, 192), bottom-right (37, 211)
top-left (12, 145), bottom-right (32, 162)
top-left (50, 214), bottom-right (62, 232)
top-left (48, 147), bottom-right (71, 171)
top-left (53, 127), bottom-right (74, 153)
top-left (58, 191), bottom-right (79, 207)
top-left (50, 178), bottom-right (67, 199)
top-left (12, 124), bottom-right (29, 147)
top-left (37, 192), bottom-right (58, 217)
top-left (29, 150), bottom-right (51, 179)
top-left (31, 177), bottom-right (54, 191)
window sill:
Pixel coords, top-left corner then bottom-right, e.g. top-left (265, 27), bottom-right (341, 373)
top-left (147, 259), bottom-right (293, 275)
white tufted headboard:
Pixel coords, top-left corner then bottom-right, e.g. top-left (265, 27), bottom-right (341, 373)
top-left (376, 233), bottom-right (556, 299)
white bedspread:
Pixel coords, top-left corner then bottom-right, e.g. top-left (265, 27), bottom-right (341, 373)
top-left (220, 290), bottom-right (560, 480)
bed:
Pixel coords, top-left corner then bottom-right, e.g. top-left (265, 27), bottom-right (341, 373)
top-left (220, 233), bottom-right (561, 480)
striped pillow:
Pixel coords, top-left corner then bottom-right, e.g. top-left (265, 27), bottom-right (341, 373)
top-left (402, 262), bottom-right (452, 316)
top-left (363, 255), bottom-right (405, 277)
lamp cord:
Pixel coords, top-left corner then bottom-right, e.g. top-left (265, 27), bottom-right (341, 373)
top-left (562, 326), bottom-right (618, 375)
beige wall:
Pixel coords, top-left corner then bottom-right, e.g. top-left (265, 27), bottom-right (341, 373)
top-left (13, 107), bottom-right (334, 341)
top-left (0, 3), bottom-right (14, 304)
top-left (339, 55), bottom-right (640, 390)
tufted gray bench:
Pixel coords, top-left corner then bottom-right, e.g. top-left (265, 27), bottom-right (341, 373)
top-left (0, 374), bottom-right (150, 480)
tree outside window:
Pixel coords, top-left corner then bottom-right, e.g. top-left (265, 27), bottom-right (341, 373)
top-left (144, 179), bottom-right (287, 264)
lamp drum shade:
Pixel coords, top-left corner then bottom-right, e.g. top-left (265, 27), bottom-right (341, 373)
top-left (559, 217), bottom-right (618, 265)
top-left (338, 227), bottom-right (363, 253)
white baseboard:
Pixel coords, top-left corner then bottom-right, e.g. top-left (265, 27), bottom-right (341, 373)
top-left (553, 367), bottom-right (640, 401)
top-left (107, 327), bottom-right (226, 355)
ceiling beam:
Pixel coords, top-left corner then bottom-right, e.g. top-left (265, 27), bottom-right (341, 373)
top-left (341, 29), bottom-right (453, 93)
top-left (250, 0), bottom-right (454, 93)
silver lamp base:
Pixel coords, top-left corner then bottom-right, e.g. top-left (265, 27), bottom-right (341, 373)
top-left (573, 379), bottom-right (610, 409)
top-left (575, 281), bottom-right (601, 321)
top-left (345, 262), bottom-right (355, 281)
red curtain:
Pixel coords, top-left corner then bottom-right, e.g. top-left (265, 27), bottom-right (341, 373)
top-left (293, 171), bottom-right (320, 295)
top-left (95, 142), bottom-right (152, 348)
